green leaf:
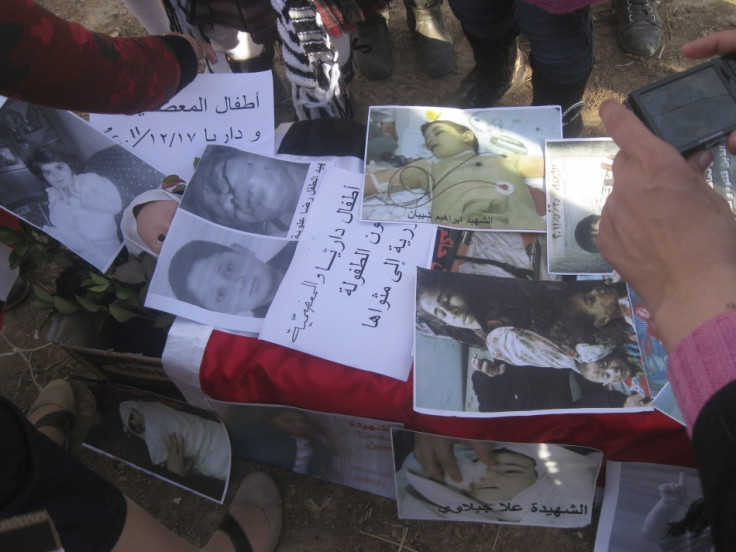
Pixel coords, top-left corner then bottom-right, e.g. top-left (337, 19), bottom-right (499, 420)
top-left (32, 285), bottom-right (54, 303)
top-left (162, 174), bottom-right (186, 188)
top-left (30, 298), bottom-right (55, 311)
top-left (74, 294), bottom-right (104, 313)
top-left (89, 272), bottom-right (109, 285)
top-left (52, 296), bottom-right (79, 314)
top-left (115, 287), bottom-right (136, 302)
top-left (52, 252), bottom-right (74, 269)
top-left (109, 301), bottom-right (137, 323)
top-left (8, 250), bottom-right (23, 269)
top-left (88, 283), bottom-right (110, 293)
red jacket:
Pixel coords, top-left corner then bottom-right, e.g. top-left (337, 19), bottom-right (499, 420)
top-left (1, 0), bottom-right (197, 114)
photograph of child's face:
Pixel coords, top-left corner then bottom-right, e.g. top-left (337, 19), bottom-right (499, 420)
top-left (204, 154), bottom-right (301, 226)
top-left (38, 161), bottom-right (75, 189)
top-left (270, 411), bottom-right (313, 437)
top-left (448, 447), bottom-right (538, 503)
top-left (418, 284), bottom-right (482, 330)
top-left (186, 243), bottom-right (281, 314)
top-left (567, 286), bottom-right (621, 328)
top-left (579, 355), bottom-right (634, 385)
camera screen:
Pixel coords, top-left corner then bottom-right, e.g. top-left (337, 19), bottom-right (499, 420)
top-left (637, 65), bottom-right (736, 150)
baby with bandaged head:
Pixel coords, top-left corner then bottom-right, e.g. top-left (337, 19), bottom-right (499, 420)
top-left (397, 436), bottom-right (601, 527)
top-left (120, 188), bottom-right (181, 259)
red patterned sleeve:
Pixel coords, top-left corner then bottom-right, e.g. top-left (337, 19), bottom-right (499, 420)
top-left (1, 0), bottom-right (198, 114)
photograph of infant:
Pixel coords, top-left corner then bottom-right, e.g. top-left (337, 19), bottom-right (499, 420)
top-left (362, 106), bottom-right (561, 230)
top-left (392, 429), bottom-right (602, 527)
top-left (82, 380), bottom-right (231, 503)
top-left (145, 209), bottom-right (297, 333)
top-left (179, 144), bottom-right (310, 238)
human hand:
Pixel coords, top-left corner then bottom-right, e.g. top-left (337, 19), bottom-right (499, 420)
top-left (598, 99), bottom-right (736, 351)
top-left (658, 472), bottom-right (688, 504)
top-left (413, 434), bottom-right (494, 483)
top-left (165, 433), bottom-right (191, 476)
top-left (623, 393), bottom-right (650, 408)
top-left (167, 33), bottom-right (218, 73)
top-left (471, 354), bottom-right (505, 377)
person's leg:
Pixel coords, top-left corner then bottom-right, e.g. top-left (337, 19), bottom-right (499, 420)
top-left (2, 385), bottom-right (282, 552)
top-left (444, 0), bottom-right (524, 108)
top-left (517, 2), bottom-right (594, 137)
top-left (612, 0), bottom-right (662, 57)
top-left (403, 0), bottom-right (455, 77)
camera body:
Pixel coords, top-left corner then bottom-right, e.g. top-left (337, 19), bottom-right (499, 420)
top-left (626, 53), bottom-right (736, 156)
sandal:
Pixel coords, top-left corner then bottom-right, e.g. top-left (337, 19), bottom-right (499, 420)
top-left (28, 380), bottom-right (77, 450)
top-left (217, 472), bottom-right (283, 552)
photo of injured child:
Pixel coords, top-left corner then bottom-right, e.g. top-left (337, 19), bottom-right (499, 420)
top-left (362, 106), bottom-right (561, 230)
top-left (392, 430), bottom-right (602, 527)
top-left (413, 268), bottom-right (650, 416)
top-left (179, 144), bottom-right (309, 237)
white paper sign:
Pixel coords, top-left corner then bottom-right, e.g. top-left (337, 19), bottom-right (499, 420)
top-left (89, 73), bottom-right (275, 179)
top-left (260, 167), bottom-right (434, 380)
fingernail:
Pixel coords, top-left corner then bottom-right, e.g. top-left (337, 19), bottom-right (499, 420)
top-left (698, 151), bottom-right (713, 170)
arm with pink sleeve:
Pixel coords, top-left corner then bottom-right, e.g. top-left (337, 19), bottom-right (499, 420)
top-left (667, 309), bottom-right (736, 433)
top-left (667, 308), bottom-right (736, 551)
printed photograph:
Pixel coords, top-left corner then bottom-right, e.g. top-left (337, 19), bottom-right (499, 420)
top-left (81, 380), bottom-right (231, 503)
top-left (392, 429), bottom-right (602, 527)
top-left (207, 401), bottom-right (403, 499)
top-left (145, 209), bottom-right (297, 333)
top-left (429, 227), bottom-right (561, 281)
top-left (362, 106), bottom-right (561, 230)
top-left (545, 138), bottom-right (619, 274)
top-left (595, 462), bottom-right (712, 551)
top-left (0, 99), bottom-right (165, 271)
top-left (179, 144), bottom-right (310, 237)
top-left (414, 268), bottom-right (650, 416)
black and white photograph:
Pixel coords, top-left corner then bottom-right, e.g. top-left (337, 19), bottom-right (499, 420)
top-left (414, 268), bottom-right (650, 416)
top-left (392, 429), bottom-right (602, 527)
top-left (179, 144), bottom-right (311, 238)
top-left (595, 461), bottom-right (712, 552)
top-left (145, 209), bottom-right (297, 333)
top-left (362, 105), bottom-right (560, 230)
top-left (0, 99), bottom-right (166, 271)
top-left (81, 380), bottom-right (231, 503)
top-left (207, 400), bottom-right (403, 499)
top-left (545, 138), bottom-right (619, 274)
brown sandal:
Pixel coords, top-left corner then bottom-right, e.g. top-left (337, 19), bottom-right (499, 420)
top-left (28, 380), bottom-right (77, 449)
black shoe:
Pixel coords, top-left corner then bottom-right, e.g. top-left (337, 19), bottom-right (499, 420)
top-left (445, 47), bottom-right (527, 108)
top-left (353, 14), bottom-right (394, 79)
top-left (404, 0), bottom-right (455, 77)
top-left (613, 0), bottom-right (662, 57)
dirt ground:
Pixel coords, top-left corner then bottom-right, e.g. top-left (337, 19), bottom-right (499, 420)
top-left (4, 0), bottom-right (736, 550)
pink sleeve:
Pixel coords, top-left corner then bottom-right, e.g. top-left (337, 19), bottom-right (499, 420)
top-left (668, 309), bottom-right (736, 434)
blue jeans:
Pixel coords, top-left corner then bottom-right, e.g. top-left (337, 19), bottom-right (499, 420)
top-left (447, 0), bottom-right (594, 84)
